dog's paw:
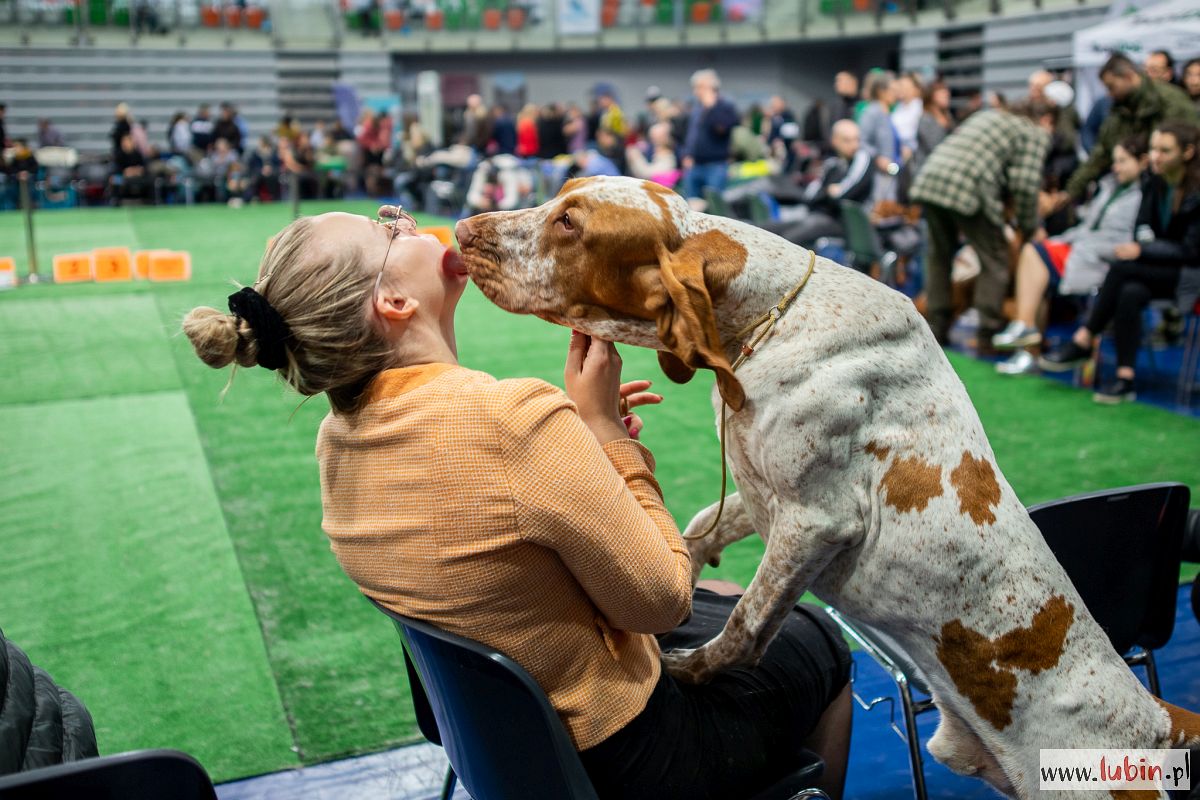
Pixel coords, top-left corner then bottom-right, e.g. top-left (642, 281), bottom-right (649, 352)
top-left (661, 648), bottom-right (713, 684)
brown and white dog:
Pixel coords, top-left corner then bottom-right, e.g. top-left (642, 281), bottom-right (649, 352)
top-left (455, 176), bottom-right (1200, 799)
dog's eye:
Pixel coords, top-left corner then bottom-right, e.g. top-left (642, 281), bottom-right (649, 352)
top-left (560, 212), bottom-right (573, 231)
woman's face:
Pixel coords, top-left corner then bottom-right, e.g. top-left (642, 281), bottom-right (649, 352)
top-left (1149, 130), bottom-right (1190, 177)
top-left (311, 211), bottom-right (468, 326)
top-left (1185, 63), bottom-right (1200, 98)
top-left (1110, 144), bottom-right (1144, 184)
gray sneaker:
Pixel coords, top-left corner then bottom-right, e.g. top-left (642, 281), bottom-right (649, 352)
top-left (992, 321), bottom-right (1042, 350)
top-left (995, 349), bottom-right (1038, 375)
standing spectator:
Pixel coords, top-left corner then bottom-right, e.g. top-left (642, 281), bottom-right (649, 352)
top-left (563, 103), bottom-right (588, 154)
top-left (356, 109), bottom-right (392, 195)
top-left (36, 118), bottom-right (65, 148)
top-left (593, 83), bottom-right (626, 138)
top-left (1145, 50), bottom-right (1176, 85)
top-left (890, 72), bottom-right (924, 157)
top-left (276, 114), bottom-right (301, 144)
top-left (110, 102), bottom-right (133, 157)
top-left (6, 138), bottom-right (38, 176)
top-left (0, 104), bottom-right (7, 148)
top-left (310, 120), bottom-right (328, 151)
top-left (515, 104), bottom-right (540, 159)
top-left (213, 103), bottom-right (243, 154)
top-left (858, 72), bottom-right (899, 176)
top-left (1040, 121), bottom-right (1200, 403)
top-left (536, 103), bottom-right (568, 160)
top-left (831, 71), bottom-right (859, 126)
top-left (680, 68), bottom-right (739, 201)
top-left (208, 137), bottom-right (240, 200)
top-left (766, 95), bottom-right (799, 169)
top-left (594, 127), bottom-right (627, 175)
top-left (168, 111), bottom-right (191, 157)
top-left (461, 93), bottom-right (492, 154)
top-left (1183, 58), bottom-right (1200, 113)
top-left (910, 104), bottom-right (1051, 345)
top-left (912, 80), bottom-right (953, 177)
top-left (131, 117), bottom-right (154, 159)
top-left (490, 106), bottom-right (516, 156)
top-left (1048, 54), bottom-right (1197, 212)
top-left (191, 104), bottom-right (214, 155)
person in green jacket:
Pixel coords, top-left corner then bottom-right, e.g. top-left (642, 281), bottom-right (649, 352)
top-left (1045, 53), bottom-right (1198, 214)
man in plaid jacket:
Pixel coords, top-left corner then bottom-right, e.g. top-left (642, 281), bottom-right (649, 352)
top-left (911, 106), bottom-right (1051, 345)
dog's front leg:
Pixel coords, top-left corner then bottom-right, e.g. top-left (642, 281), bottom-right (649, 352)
top-left (683, 492), bottom-right (757, 586)
top-left (664, 508), bottom-right (851, 683)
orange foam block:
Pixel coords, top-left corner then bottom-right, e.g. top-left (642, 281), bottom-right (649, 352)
top-left (0, 257), bottom-right (15, 289)
top-left (148, 251), bottom-right (192, 282)
top-left (93, 247), bottom-right (133, 282)
top-left (418, 226), bottom-right (456, 248)
top-left (134, 249), bottom-right (170, 279)
top-left (53, 253), bottom-right (94, 283)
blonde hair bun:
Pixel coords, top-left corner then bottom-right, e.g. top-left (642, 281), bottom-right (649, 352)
top-left (182, 306), bottom-right (258, 369)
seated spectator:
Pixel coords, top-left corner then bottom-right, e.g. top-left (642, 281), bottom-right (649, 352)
top-left (36, 118), bottom-right (65, 148)
top-left (5, 139), bottom-right (39, 177)
top-left (1040, 121), bottom-right (1200, 403)
top-left (594, 127), bottom-right (627, 176)
top-left (112, 133), bottom-right (151, 203)
top-left (464, 153), bottom-right (534, 214)
top-left (168, 111), bottom-right (192, 158)
top-left (191, 104), bottom-right (214, 157)
top-left (279, 135), bottom-right (318, 199)
top-left (181, 211), bottom-right (853, 800)
top-left (769, 119), bottom-right (872, 247)
top-left (625, 122), bottom-right (679, 187)
top-left (993, 135), bottom-right (1148, 375)
top-left (239, 136), bottom-right (281, 203)
top-left (214, 103), bottom-right (243, 155)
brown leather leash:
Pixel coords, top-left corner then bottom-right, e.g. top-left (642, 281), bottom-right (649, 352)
top-left (683, 249), bottom-right (817, 540)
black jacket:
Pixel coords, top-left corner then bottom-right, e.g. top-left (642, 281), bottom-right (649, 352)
top-left (1134, 172), bottom-right (1200, 267)
top-left (804, 148), bottom-right (874, 216)
top-left (0, 627), bottom-right (98, 774)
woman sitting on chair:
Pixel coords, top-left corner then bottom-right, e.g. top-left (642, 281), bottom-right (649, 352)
top-left (181, 207), bottom-right (852, 800)
top-left (992, 135), bottom-right (1148, 375)
top-left (1040, 121), bottom-right (1200, 403)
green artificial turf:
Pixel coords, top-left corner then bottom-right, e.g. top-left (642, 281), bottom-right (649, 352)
top-left (0, 392), bottom-right (295, 781)
top-left (1, 202), bottom-right (1197, 781)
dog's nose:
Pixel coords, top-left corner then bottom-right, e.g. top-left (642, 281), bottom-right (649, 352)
top-left (454, 218), bottom-right (476, 250)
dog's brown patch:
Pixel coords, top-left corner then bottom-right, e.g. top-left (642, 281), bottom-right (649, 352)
top-left (864, 441), bottom-right (890, 461)
top-left (880, 456), bottom-right (943, 513)
top-left (935, 594), bottom-right (1074, 730)
top-left (950, 451), bottom-right (1002, 526)
top-left (1154, 698), bottom-right (1200, 746)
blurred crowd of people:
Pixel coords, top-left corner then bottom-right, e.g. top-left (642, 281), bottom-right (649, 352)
top-left (3, 50), bottom-right (1200, 403)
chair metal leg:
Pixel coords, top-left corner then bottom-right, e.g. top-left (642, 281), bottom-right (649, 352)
top-left (785, 790), bottom-right (832, 799)
top-left (440, 764), bottom-right (457, 800)
top-left (1124, 648), bottom-right (1161, 698)
top-left (897, 676), bottom-right (930, 800)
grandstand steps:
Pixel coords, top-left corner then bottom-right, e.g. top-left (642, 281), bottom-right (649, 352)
top-left (276, 50), bottom-right (340, 127)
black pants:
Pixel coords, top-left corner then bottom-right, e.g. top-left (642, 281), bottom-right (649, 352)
top-left (1085, 260), bottom-right (1181, 369)
top-left (579, 590), bottom-right (851, 800)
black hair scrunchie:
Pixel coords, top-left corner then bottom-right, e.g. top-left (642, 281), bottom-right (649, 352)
top-left (227, 286), bottom-right (293, 371)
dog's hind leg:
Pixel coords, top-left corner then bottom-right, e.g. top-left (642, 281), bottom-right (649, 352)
top-left (928, 704), bottom-right (1016, 796)
top-left (683, 492), bottom-right (757, 585)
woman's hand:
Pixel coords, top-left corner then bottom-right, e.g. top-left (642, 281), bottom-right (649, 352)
top-left (565, 332), bottom-right (662, 445)
top-left (1113, 242), bottom-right (1141, 261)
top-left (617, 379), bottom-right (664, 440)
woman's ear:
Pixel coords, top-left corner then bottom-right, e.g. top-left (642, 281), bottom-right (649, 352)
top-left (374, 290), bottom-right (420, 324)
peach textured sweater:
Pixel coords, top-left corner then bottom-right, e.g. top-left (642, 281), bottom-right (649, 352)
top-left (315, 363), bottom-right (693, 750)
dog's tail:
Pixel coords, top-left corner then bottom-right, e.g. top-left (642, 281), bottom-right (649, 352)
top-left (1155, 698), bottom-right (1200, 747)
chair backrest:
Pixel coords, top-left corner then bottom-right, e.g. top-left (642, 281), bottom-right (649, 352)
top-left (1027, 482), bottom-right (1190, 654)
top-left (838, 200), bottom-right (883, 264)
top-left (370, 600), bottom-right (599, 800)
top-left (0, 749), bottom-right (217, 799)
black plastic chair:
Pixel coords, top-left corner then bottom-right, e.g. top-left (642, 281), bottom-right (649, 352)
top-left (0, 749), bottom-right (217, 799)
top-left (370, 598), bottom-right (830, 800)
top-left (825, 481), bottom-right (1191, 800)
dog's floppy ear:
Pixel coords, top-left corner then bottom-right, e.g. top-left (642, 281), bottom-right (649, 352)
top-left (654, 241), bottom-right (745, 411)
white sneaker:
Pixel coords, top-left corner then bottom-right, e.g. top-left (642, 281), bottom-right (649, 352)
top-left (995, 349), bottom-right (1038, 375)
top-left (992, 321), bottom-right (1042, 350)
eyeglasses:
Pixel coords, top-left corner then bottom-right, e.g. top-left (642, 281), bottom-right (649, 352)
top-left (373, 206), bottom-right (418, 300)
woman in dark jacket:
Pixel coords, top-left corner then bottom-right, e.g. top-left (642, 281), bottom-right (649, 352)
top-left (1040, 121), bottom-right (1200, 403)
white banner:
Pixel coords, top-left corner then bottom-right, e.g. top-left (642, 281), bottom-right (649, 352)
top-left (557, 0), bottom-right (599, 35)
top-left (1040, 749), bottom-right (1192, 791)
